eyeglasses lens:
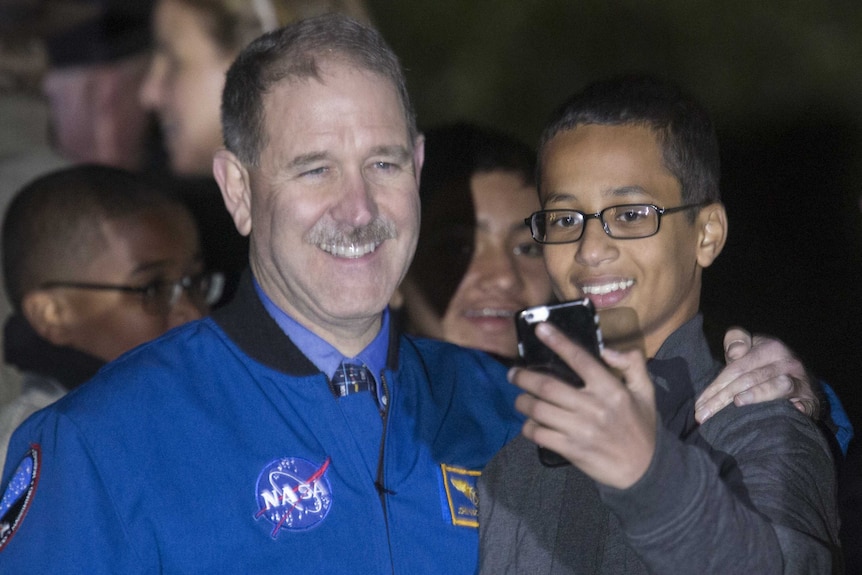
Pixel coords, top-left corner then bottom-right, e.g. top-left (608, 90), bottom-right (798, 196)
top-left (140, 273), bottom-right (225, 315)
top-left (532, 204), bottom-right (661, 243)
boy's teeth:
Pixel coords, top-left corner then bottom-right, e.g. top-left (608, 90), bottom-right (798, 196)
top-left (582, 279), bottom-right (634, 295)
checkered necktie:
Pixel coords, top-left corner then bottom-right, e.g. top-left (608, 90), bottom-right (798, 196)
top-left (330, 362), bottom-right (377, 399)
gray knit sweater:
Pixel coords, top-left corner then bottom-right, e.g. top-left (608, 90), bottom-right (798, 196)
top-left (478, 315), bottom-right (841, 574)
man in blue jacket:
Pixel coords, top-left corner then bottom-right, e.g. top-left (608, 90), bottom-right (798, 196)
top-left (0, 14), bottom-right (522, 574)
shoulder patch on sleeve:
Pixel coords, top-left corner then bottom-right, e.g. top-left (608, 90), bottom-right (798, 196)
top-left (0, 445), bottom-right (41, 551)
top-left (440, 464), bottom-right (480, 527)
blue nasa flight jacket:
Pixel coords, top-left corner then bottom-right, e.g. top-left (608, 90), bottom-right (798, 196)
top-left (0, 275), bottom-right (522, 574)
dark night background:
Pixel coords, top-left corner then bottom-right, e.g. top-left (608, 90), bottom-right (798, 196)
top-left (368, 0), bottom-right (862, 429)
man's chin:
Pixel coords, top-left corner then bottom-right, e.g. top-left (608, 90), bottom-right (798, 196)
top-left (322, 288), bottom-right (393, 320)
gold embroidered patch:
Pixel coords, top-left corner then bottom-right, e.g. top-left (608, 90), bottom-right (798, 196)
top-left (441, 464), bottom-right (480, 527)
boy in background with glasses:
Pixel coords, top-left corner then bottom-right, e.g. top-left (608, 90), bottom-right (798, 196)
top-left (0, 164), bottom-right (222, 463)
top-left (478, 75), bottom-right (841, 573)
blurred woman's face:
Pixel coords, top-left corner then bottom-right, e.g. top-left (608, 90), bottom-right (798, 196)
top-left (139, 0), bottom-right (236, 176)
top-left (438, 171), bottom-right (553, 358)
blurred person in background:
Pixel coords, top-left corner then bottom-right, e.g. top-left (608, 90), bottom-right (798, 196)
top-left (397, 122), bottom-right (552, 361)
top-left (0, 164), bottom-right (221, 464)
top-left (140, 0), bottom-right (372, 177)
top-left (0, 0), bottom-right (159, 401)
top-left (40, 0), bottom-right (157, 171)
top-left (0, 10), bottom-right (65, 405)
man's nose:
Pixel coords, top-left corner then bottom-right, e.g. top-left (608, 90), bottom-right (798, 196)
top-left (330, 171), bottom-right (377, 226)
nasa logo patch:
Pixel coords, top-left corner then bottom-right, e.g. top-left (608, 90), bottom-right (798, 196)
top-left (254, 456), bottom-right (333, 538)
top-left (440, 464), bottom-right (480, 528)
top-left (0, 445), bottom-right (40, 551)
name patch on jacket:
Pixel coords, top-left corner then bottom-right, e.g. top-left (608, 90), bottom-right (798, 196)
top-left (440, 464), bottom-right (480, 528)
top-left (254, 456), bottom-right (332, 537)
top-left (0, 445), bottom-right (40, 551)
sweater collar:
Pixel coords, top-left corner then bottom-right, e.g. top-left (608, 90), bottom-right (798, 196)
top-left (648, 314), bottom-right (722, 436)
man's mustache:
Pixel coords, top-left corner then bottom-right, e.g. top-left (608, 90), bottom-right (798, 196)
top-left (306, 217), bottom-right (397, 247)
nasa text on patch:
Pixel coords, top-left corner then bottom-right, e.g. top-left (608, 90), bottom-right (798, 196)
top-left (254, 456), bottom-right (333, 538)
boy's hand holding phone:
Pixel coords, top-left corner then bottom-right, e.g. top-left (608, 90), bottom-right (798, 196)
top-left (515, 299), bottom-right (603, 466)
top-left (512, 300), bottom-right (658, 486)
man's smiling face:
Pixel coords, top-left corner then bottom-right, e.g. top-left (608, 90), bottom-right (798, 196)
top-left (242, 60), bottom-right (422, 346)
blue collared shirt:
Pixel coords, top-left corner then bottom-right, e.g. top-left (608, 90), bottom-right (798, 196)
top-left (253, 278), bottom-right (389, 403)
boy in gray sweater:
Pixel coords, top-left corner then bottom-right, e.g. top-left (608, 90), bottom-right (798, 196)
top-left (478, 75), bottom-right (840, 574)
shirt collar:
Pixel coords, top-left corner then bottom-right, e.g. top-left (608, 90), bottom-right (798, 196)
top-left (253, 277), bottom-right (389, 380)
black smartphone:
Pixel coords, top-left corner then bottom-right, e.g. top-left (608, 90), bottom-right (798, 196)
top-left (515, 299), bottom-right (603, 467)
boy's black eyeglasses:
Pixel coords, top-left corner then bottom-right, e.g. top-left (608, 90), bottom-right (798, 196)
top-left (39, 272), bottom-right (225, 315)
top-left (524, 201), bottom-right (710, 244)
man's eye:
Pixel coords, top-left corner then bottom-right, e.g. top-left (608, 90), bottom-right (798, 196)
top-left (365, 161), bottom-right (406, 183)
top-left (371, 161), bottom-right (403, 174)
top-left (300, 166), bottom-right (328, 178)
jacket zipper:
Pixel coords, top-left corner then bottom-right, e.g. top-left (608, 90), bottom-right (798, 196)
top-left (375, 371), bottom-right (396, 573)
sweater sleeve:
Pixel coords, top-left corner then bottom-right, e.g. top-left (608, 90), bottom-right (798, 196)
top-left (597, 400), bottom-right (841, 574)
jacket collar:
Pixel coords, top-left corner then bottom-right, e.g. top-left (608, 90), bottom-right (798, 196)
top-left (212, 271), bottom-right (400, 376)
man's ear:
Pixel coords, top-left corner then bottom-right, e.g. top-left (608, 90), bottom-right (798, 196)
top-left (213, 149), bottom-right (252, 237)
top-left (412, 134), bottom-right (425, 186)
top-left (21, 291), bottom-right (74, 347)
top-left (696, 202), bottom-right (728, 268)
